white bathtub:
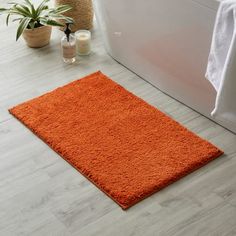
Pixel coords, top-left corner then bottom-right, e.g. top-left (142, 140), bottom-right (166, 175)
top-left (94, 0), bottom-right (236, 133)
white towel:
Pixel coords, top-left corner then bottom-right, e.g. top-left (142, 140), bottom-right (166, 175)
top-left (206, 0), bottom-right (236, 127)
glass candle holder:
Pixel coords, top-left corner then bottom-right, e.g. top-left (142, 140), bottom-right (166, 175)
top-left (75, 30), bottom-right (91, 56)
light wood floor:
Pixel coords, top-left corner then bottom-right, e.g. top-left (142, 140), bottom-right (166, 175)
top-left (1, 9), bottom-right (236, 236)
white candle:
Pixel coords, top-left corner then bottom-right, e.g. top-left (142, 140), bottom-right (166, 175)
top-left (75, 30), bottom-right (91, 56)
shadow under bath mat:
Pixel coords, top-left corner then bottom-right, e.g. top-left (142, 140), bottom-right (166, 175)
top-left (9, 71), bottom-right (223, 209)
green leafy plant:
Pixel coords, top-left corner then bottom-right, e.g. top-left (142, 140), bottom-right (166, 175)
top-left (0, 0), bottom-right (73, 40)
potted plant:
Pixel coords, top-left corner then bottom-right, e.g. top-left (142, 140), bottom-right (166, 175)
top-left (0, 0), bottom-right (73, 48)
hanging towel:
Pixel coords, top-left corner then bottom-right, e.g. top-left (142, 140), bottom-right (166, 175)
top-left (206, 0), bottom-right (236, 127)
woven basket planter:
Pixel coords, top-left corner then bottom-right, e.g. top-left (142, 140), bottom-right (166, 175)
top-left (23, 26), bottom-right (52, 48)
top-left (55, 0), bottom-right (93, 32)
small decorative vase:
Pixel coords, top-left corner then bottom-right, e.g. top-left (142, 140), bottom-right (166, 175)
top-left (55, 0), bottom-right (94, 32)
top-left (22, 26), bottom-right (52, 48)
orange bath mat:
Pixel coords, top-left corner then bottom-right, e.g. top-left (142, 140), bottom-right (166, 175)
top-left (9, 71), bottom-right (223, 209)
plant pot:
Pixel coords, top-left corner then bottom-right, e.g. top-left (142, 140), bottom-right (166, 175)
top-left (55, 0), bottom-right (93, 32)
top-left (22, 26), bottom-right (52, 48)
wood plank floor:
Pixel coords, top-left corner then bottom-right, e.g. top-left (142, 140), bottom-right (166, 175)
top-left (1, 7), bottom-right (236, 236)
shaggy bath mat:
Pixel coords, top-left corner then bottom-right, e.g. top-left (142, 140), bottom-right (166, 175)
top-left (9, 71), bottom-right (223, 209)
